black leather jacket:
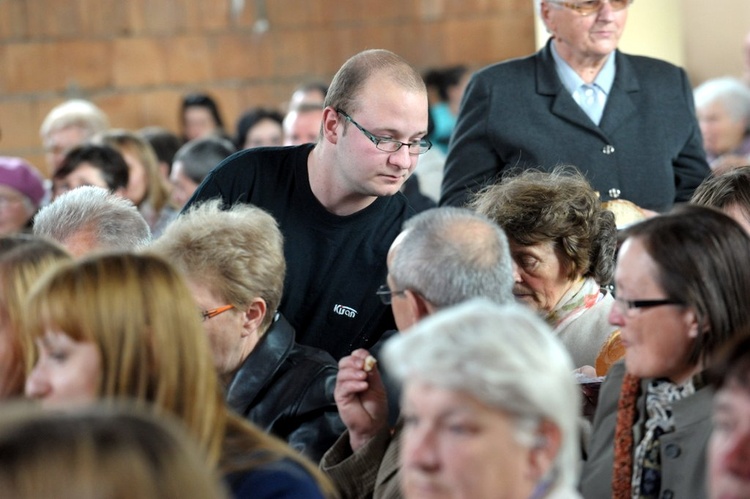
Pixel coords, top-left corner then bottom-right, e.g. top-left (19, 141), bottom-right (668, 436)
top-left (225, 313), bottom-right (345, 462)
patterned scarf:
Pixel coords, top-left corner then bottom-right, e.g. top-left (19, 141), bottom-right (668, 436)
top-left (611, 374), bottom-right (697, 499)
top-left (545, 276), bottom-right (603, 332)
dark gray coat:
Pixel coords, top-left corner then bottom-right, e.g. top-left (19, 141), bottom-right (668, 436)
top-left (440, 41), bottom-right (710, 212)
top-left (580, 362), bottom-right (712, 499)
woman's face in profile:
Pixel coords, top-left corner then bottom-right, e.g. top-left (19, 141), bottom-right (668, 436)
top-left (509, 240), bottom-right (577, 314)
top-left (25, 329), bottom-right (101, 410)
top-left (608, 237), bottom-right (698, 384)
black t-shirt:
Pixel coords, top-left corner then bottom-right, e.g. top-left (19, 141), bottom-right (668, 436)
top-left (184, 144), bottom-right (412, 359)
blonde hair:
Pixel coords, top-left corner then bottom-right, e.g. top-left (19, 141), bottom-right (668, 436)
top-left (24, 252), bottom-right (336, 496)
top-left (152, 199), bottom-right (285, 334)
top-left (0, 236), bottom-right (71, 398)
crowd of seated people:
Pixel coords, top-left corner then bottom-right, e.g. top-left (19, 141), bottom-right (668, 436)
top-left (5, 9), bottom-right (750, 498)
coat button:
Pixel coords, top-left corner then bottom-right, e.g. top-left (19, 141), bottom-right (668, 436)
top-left (602, 145), bottom-right (615, 154)
top-left (664, 443), bottom-right (681, 458)
top-left (661, 490), bottom-right (674, 499)
top-left (608, 188), bottom-right (621, 199)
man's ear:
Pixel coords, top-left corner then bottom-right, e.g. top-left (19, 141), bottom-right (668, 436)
top-left (405, 289), bottom-right (433, 322)
top-left (241, 298), bottom-right (267, 338)
top-left (321, 107), bottom-right (341, 144)
top-left (526, 420), bottom-right (562, 484)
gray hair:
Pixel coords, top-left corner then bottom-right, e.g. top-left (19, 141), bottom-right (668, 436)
top-left (33, 186), bottom-right (151, 252)
top-left (390, 207), bottom-right (514, 308)
top-left (382, 299), bottom-right (580, 490)
top-left (173, 136), bottom-right (236, 184)
top-left (694, 76), bottom-right (750, 130)
top-left (39, 100), bottom-right (109, 139)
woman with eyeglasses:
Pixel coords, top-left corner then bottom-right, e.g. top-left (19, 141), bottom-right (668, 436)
top-left (23, 252), bottom-right (337, 499)
top-left (441, 0), bottom-right (709, 215)
top-left (581, 205), bottom-right (750, 498)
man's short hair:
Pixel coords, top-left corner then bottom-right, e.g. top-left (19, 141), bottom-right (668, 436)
top-left (389, 207), bottom-right (514, 308)
top-left (172, 137), bottom-right (236, 185)
top-left (324, 49), bottom-right (426, 115)
top-left (33, 186), bottom-right (151, 252)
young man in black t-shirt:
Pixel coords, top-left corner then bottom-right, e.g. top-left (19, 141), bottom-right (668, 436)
top-left (184, 49), bottom-right (431, 360)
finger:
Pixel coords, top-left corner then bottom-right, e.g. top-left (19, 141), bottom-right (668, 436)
top-left (334, 379), bottom-right (370, 399)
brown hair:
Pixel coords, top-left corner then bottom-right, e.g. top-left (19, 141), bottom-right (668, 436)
top-left (95, 129), bottom-right (172, 213)
top-left (469, 166), bottom-right (617, 284)
top-left (623, 204), bottom-right (750, 366)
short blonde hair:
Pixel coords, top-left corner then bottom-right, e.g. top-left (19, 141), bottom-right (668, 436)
top-left (152, 200), bottom-right (285, 334)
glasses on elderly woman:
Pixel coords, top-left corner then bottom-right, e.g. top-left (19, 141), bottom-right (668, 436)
top-left (547, 0), bottom-right (633, 16)
top-left (200, 305), bottom-right (234, 321)
top-left (612, 297), bottom-right (683, 316)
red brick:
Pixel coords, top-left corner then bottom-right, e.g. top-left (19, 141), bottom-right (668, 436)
top-left (164, 36), bottom-right (213, 85)
top-left (79, 0), bottom-right (131, 37)
top-left (183, 0), bottom-right (231, 31)
top-left (97, 93), bottom-right (141, 130)
top-left (266, 0), bottom-right (326, 28)
top-left (0, 0), bottom-right (29, 41)
top-left (55, 40), bottom-right (112, 92)
top-left (3, 43), bottom-right (59, 94)
top-left (211, 33), bottom-right (274, 81)
top-left (25, 0), bottom-right (83, 38)
top-left (0, 100), bottom-right (41, 150)
top-left (141, 89), bottom-right (185, 132)
top-left (112, 38), bottom-right (168, 87)
top-left (271, 30), bottom-right (316, 78)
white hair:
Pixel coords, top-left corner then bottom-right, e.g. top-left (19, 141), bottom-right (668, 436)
top-left (383, 299), bottom-right (580, 490)
top-left (39, 99), bottom-right (109, 139)
top-left (33, 186), bottom-right (151, 251)
top-left (694, 76), bottom-right (750, 130)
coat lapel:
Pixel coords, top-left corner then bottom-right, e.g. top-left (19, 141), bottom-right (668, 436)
top-left (536, 41), bottom-right (603, 135)
top-left (599, 51), bottom-right (640, 135)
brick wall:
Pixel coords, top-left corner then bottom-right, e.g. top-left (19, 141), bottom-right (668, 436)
top-left (0, 0), bottom-right (535, 176)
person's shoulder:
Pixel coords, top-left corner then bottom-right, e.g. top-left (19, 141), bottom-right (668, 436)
top-left (617, 51), bottom-right (685, 78)
top-left (289, 341), bottom-right (338, 370)
top-left (474, 50), bottom-right (537, 80)
top-left (214, 145), bottom-right (309, 175)
top-left (227, 458), bottom-right (325, 499)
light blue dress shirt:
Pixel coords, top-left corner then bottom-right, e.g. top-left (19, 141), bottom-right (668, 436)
top-left (550, 42), bottom-right (616, 126)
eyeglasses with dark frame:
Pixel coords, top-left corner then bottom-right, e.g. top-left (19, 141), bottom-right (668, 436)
top-left (376, 284), bottom-right (408, 305)
top-left (612, 297), bottom-right (683, 316)
top-left (336, 109), bottom-right (432, 155)
top-left (201, 304), bottom-right (235, 321)
top-left (547, 0), bottom-right (633, 16)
